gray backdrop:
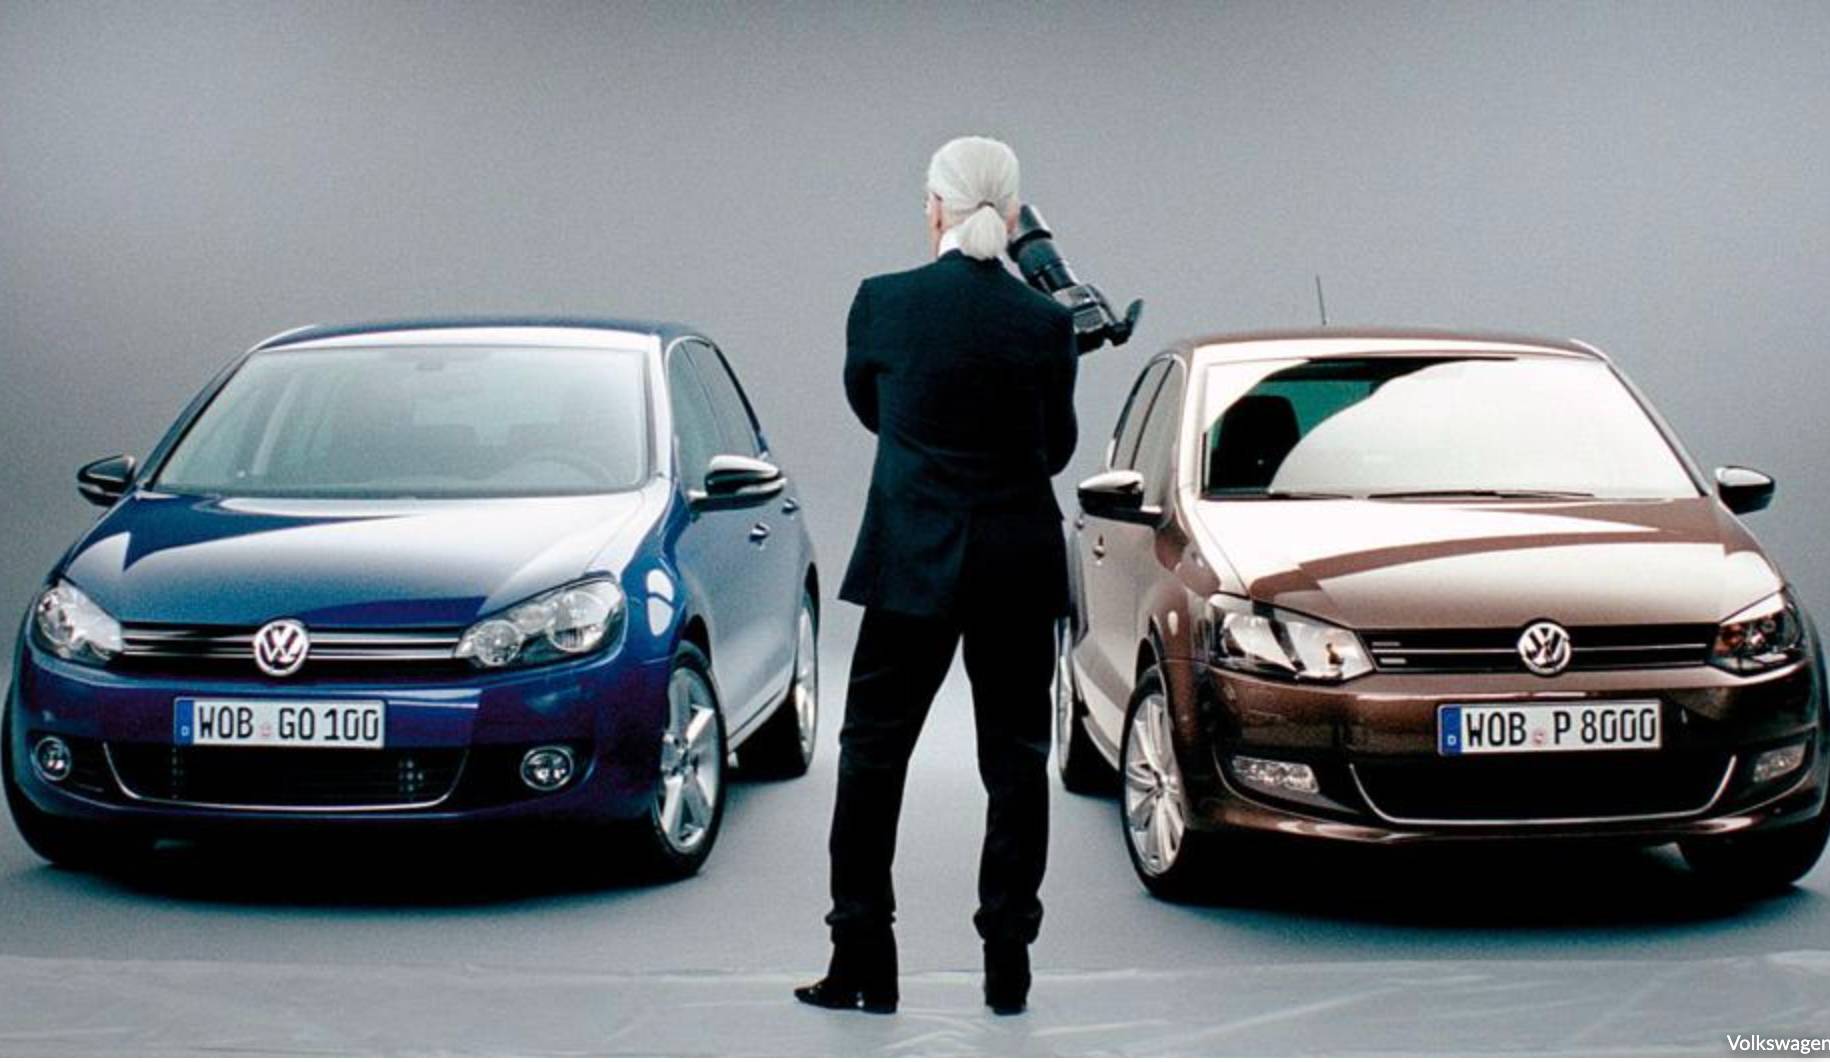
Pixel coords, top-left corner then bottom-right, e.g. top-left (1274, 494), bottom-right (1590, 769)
top-left (3, 0), bottom-right (1826, 663)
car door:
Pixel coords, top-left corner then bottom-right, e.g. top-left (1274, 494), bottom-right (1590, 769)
top-left (1076, 358), bottom-right (1170, 744)
top-left (677, 338), bottom-right (796, 729)
top-left (668, 340), bottom-right (766, 723)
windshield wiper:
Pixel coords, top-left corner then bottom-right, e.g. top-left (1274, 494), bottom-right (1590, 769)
top-left (1368, 488), bottom-right (1596, 500)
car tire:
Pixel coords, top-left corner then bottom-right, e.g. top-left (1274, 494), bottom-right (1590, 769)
top-left (738, 591), bottom-right (819, 779)
top-left (1056, 619), bottom-right (1115, 795)
top-left (1679, 795), bottom-right (1830, 896)
top-left (1119, 666), bottom-right (1218, 900)
top-left (2, 715), bottom-right (147, 871)
top-left (623, 643), bottom-right (728, 881)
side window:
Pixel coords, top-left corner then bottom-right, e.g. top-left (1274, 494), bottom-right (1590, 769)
top-left (1131, 363), bottom-right (1185, 505)
top-left (1108, 360), bottom-right (1170, 470)
top-left (684, 341), bottom-right (762, 459)
top-left (667, 346), bottom-right (722, 489)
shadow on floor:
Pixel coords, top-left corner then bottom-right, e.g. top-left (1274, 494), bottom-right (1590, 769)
top-left (17, 779), bottom-right (792, 910)
top-left (1149, 834), bottom-right (1821, 930)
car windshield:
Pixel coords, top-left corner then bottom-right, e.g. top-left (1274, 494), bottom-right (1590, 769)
top-left (1199, 355), bottom-right (1700, 499)
top-left (154, 345), bottom-right (649, 498)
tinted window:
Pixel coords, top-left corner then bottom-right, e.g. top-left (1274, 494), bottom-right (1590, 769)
top-left (667, 347), bottom-right (722, 489)
top-left (684, 341), bottom-right (761, 458)
top-left (1199, 356), bottom-right (1699, 499)
top-left (1109, 360), bottom-right (1169, 470)
top-left (155, 345), bottom-right (648, 497)
top-left (1131, 363), bottom-right (1184, 504)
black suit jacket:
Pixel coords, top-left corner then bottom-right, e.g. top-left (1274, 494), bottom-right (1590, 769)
top-left (839, 250), bottom-right (1079, 618)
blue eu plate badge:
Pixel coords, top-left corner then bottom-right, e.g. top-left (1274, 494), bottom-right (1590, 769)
top-left (173, 697), bottom-right (195, 744)
top-left (1438, 705), bottom-right (1463, 756)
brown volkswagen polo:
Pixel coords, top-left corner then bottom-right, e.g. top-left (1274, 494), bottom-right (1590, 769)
top-left (1057, 329), bottom-right (1826, 898)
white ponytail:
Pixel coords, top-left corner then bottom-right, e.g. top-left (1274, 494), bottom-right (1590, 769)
top-left (926, 135), bottom-right (1020, 260)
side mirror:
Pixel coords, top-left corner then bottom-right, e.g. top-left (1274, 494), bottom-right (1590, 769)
top-left (1078, 469), bottom-right (1157, 523)
top-left (1716, 466), bottom-right (1776, 515)
top-left (694, 454), bottom-right (784, 509)
top-left (77, 454), bottom-right (136, 508)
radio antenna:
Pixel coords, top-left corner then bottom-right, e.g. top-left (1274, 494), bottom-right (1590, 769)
top-left (1314, 274), bottom-right (1329, 326)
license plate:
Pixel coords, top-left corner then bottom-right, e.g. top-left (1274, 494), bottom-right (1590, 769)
top-left (1438, 701), bottom-right (1660, 756)
top-left (174, 698), bottom-right (386, 749)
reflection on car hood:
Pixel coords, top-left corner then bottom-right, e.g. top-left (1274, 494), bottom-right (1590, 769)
top-left (1193, 497), bottom-right (1781, 629)
top-left (59, 490), bottom-right (656, 628)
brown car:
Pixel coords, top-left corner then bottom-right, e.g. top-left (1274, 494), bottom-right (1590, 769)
top-left (1057, 328), bottom-right (1827, 898)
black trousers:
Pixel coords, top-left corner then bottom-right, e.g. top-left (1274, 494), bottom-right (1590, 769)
top-left (824, 605), bottom-right (1053, 946)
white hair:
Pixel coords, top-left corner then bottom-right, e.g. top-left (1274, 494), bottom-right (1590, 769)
top-left (926, 135), bottom-right (1020, 260)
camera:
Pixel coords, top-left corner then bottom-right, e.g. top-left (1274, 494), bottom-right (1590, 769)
top-left (1007, 204), bottom-right (1143, 354)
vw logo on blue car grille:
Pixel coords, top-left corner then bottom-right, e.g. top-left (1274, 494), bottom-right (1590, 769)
top-left (253, 619), bottom-right (311, 677)
top-left (1516, 621), bottom-right (1573, 676)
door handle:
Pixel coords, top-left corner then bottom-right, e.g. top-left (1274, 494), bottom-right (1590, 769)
top-left (1091, 537), bottom-right (1107, 561)
top-left (749, 522), bottom-right (772, 544)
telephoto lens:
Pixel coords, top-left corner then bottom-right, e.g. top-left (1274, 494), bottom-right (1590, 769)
top-left (1007, 204), bottom-right (1143, 354)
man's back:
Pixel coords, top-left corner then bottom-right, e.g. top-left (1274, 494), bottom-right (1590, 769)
top-left (840, 250), bottom-right (1078, 617)
top-left (846, 252), bottom-right (1077, 513)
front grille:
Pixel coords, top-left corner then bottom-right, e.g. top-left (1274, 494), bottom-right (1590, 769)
top-left (115, 626), bottom-right (468, 681)
top-left (1351, 749), bottom-right (1733, 823)
top-left (1365, 624), bottom-right (1715, 674)
top-left (107, 743), bottom-right (466, 808)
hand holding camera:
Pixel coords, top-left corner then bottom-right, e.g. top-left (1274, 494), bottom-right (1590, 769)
top-left (1008, 204), bottom-right (1144, 354)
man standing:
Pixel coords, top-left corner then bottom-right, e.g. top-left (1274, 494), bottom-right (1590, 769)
top-left (796, 136), bottom-right (1079, 1017)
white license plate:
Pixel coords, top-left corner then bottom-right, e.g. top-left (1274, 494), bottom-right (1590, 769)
top-left (1438, 701), bottom-right (1660, 756)
top-left (174, 698), bottom-right (386, 749)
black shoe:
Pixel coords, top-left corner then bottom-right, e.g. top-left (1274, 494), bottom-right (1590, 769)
top-left (794, 976), bottom-right (898, 1015)
top-left (795, 933), bottom-right (898, 1015)
top-left (983, 941), bottom-right (1030, 1016)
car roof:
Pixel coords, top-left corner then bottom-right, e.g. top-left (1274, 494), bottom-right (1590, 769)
top-left (250, 316), bottom-right (698, 354)
top-left (1171, 327), bottom-right (1607, 365)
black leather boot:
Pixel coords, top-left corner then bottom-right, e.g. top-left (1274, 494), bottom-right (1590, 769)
top-left (794, 932), bottom-right (898, 1014)
top-left (983, 940), bottom-right (1030, 1015)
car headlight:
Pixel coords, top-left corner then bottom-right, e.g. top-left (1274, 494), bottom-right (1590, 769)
top-left (456, 577), bottom-right (626, 669)
top-left (1205, 594), bottom-right (1372, 682)
top-left (1709, 591), bottom-right (1806, 675)
top-left (32, 580), bottom-right (124, 665)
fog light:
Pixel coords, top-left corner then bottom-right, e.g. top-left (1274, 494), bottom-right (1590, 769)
top-left (520, 745), bottom-right (575, 792)
top-left (1752, 742), bottom-right (1808, 785)
top-left (31, 736), bottom-right (72, 783)
top-left (1231, 755), bottom-right (1318, 796)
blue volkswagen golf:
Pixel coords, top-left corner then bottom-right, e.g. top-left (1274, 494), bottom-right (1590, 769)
top-left (5, 318), bottom-right (820, 879)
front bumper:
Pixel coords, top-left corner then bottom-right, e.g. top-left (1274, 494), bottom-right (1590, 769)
top-left (8, 640), bottom-right (672, 832)
top-left (1167, 657), bottom-right (1827, 845)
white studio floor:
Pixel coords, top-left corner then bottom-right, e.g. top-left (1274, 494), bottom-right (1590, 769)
top-left (1, 609), bottom-right (1825, 1056)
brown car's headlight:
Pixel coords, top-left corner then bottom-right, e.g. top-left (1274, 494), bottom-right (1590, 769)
top-left (1709, 591), bottom-right (1806, 675)
top-left (1205, 594), bottom-right (1372, 683)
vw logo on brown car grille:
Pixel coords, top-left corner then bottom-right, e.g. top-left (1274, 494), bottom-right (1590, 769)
top-left (1516, 620), bottom-right (1573, 676)
top-left (253, 619), bottom-right (311, 677)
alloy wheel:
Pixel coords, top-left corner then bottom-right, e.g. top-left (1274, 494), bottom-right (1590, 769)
top-left (655, 667), bottom-right (723, 855)
top-left (1123, 692), bottom-right (1187, 876)
top-left (1054, 623), bottom-right (1076, 774)
top-left (792, 605), bottom-right (819, 762)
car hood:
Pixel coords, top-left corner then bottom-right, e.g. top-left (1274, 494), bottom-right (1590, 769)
top-left (59, 489), bottom-right (659, 628)
top-left (1193, 496), bottom-right (1781, 629)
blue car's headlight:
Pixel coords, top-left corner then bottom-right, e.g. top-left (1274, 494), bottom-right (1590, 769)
top-left (32, 580), bottom-right (124, 665)
top-left (456, 578), bottom-right (626, 670)
top-left (1709, 591), bottom-right (1806, 675)
top-left (1205, 593), bottom-right (1373, 683)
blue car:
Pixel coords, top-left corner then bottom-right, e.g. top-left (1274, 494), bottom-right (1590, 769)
top-left (5, 318), bottom-right (820, 879)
